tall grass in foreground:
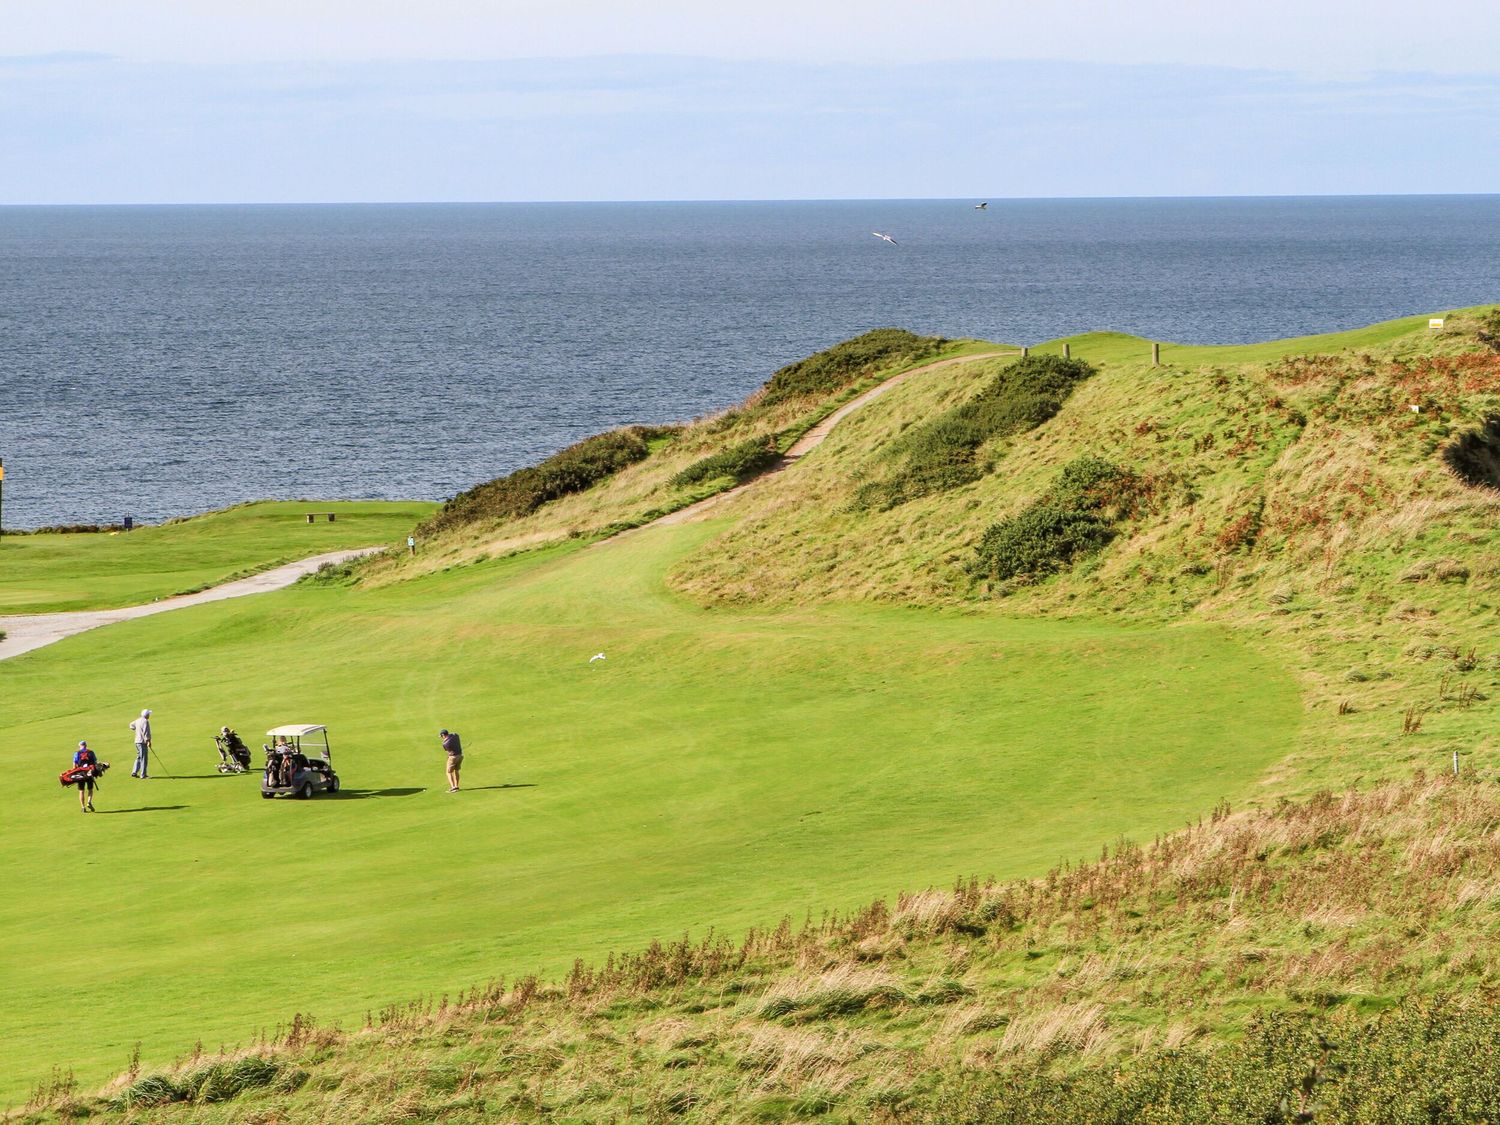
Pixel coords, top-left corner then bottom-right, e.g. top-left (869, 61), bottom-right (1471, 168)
top-left (32, 773), bottom-right (1500, 1122)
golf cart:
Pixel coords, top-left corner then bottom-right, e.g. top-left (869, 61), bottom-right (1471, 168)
top-left (260, 724), bottom-right (340, 799)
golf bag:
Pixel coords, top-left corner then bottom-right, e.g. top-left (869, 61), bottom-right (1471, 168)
top-left (216, 733), bottom-right (253, 773)
top-left (60, 761), bottom-right (109, 787)
top-left (264, 746), bottom-right (300, 788)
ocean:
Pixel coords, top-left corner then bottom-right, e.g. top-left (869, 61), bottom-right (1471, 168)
top-left (1, 196), bottom-right (1498, 529)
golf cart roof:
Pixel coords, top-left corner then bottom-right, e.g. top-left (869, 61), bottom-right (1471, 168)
top-left (266, 724), bottom-right (327, 738)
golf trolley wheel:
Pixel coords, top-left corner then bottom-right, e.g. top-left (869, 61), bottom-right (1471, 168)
top-left (297, 782), bottom-right (314, 800)
top-left (327, 776), bottom-right (340, 793)
top-left (261, 790), bottom-right (275, 799)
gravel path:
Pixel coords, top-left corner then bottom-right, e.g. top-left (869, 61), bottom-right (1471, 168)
top-left (0, 548), bottom-right (381, 663)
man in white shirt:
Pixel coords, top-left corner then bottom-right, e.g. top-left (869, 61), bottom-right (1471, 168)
top-left (130, 709), bottom-right (153, 778)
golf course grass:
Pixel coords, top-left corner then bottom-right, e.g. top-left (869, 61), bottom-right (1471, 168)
top-left (0, 517), bottom-right (1299, 1102)
top-left (0, 500), bottom-right (435, 614)
top-left (1022, 305), bottom-right (1488, 368)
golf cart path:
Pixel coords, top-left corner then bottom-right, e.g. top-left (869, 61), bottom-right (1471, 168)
top-left (637, 349), bottom-right (1016, 530)
top-left (0, 548), bottom-right (380, 663)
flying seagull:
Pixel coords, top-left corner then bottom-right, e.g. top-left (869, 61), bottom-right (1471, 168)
top-left (975, 202), bottom-right (988, 210)
top-left (872, 231), bottom-right (898, 245)
top-left (589, 652), bottom-right (606, 663)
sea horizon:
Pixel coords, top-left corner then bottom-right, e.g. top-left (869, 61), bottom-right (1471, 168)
top-left (3, 195), bottom-right (1498, 529)
top-left (3, 191), bottom-right (1499, 209)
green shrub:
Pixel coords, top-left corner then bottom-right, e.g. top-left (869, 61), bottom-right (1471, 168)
top-left (1474, 308), bottom-right (1500, 353)
top-left (112, 1057), bottom-right (289, 1109)
top-left (184, 1056), bottom-right (284, 1102)
top-left (855, 355), bottom-right (1096, 510)
top-left (924, 1000), bottom-right (1500, 1123)
top-left (1442, 414), bottom-right (1500, 490)
top-left (116, 1073), bottom-right (185, 1109)
top-left (418, 425), bottom-right (677, 537)
top-left (760, 329), bottom-right (948, 405)
top-left (671, 434), bottom-right (782, 488)
top-left (973, 456), bottom-right (1140, 584)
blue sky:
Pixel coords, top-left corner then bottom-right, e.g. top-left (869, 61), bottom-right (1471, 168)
top-left (4, 2), bottom-right (1498, 203)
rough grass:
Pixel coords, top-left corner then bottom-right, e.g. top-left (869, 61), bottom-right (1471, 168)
top-left (757, 328), bottom-right (948, 406)
top-left (24, 774), bottom-right (1500, 1122)
top-left (415, 424), bottom-right (677, 538)
top-left (972, 455), bottom-right (1147, 585)
top-left (357, 335), bottom-right (991, 587)
top-left (852, 354), bottom-right (1096, 510)
top-left (670, 432), bottom-right (782, 488)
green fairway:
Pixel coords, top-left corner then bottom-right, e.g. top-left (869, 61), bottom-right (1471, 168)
top-left (0, 520), bottom-right (1299, 1101)
top-left (0, 500), bottom-right (435, 614)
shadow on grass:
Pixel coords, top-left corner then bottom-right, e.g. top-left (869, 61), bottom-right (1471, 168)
top-left (330, 787), bottom-right (427, 800)
top-left (95, 805), bottom-right (188, 815)
top-left (458, 784), bottom-right (537, 792)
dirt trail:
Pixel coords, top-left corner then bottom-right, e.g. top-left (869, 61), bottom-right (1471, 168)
top-left (646, 350), bottom-right (1014, 528)
top-left (0, 548), bottom-right (381, 663)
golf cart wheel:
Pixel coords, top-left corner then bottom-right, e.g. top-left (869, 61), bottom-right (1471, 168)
top-left (261, 790), bottom-right (275, 800)
top-left (328, 776), bottom-right (340, 793)
top-left (297, 782), bottom-right (313, 800)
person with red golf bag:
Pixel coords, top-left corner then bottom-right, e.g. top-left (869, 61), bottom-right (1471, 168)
top-left (60, 740), bottom-right (109, 813)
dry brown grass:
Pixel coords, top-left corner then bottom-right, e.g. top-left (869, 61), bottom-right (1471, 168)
top-left (998, 1002), bottom-right (1111, 1057)
top-left (41, 774), bottom-right (1500, 1123)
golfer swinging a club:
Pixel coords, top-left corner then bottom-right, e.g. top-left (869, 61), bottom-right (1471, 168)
top-left (440, 729), bottom-right (463, 793)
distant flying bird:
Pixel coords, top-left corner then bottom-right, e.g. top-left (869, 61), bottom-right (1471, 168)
top-left (872, 231), bottom-right (898, 245)
top-left (975, 202), bottom-right (988, 210)
top-left (589, 652), bottom-right (606, 663)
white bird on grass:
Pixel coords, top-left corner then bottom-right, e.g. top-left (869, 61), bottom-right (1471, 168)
top-left (589, 652), bottom-right (606, 663)
top-left (872, 231), bottom-right (898, 245)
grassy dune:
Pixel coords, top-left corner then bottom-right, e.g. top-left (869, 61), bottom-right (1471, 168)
top-left (0, 500), bottom-right (435, 614)
top-left (355, 338), bottom-right (1010, 585)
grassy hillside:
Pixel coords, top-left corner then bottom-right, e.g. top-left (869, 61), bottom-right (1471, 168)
top-left (667, 307), bottom-right (1499, 798)
top-left (20, 774), bottom-right (1500, 1122)
top-left (0, 500), bottom-right (435, 614)
top-left (6, 308), bottom-right (1499, 1119)
top-left (359, 331), bottom-right (1000, 583)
